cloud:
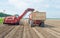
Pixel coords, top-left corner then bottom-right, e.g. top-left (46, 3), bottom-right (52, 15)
top-left (48, 0), bottom-right (60, 8)
top-left (55, 5), bottom-right (60, 8)
top-left (44, 4), bottom-right (49, 8)
top-left (23, 0), bottom-right (43, 3)
top-left (6, 0), bottom-right (49, 15)
top-left (50, 4), bottom-right (60, 9)
top-left (8, 0), bottom-right (18, 4)
top-left (8, 0), bottom-right (29, 9)
top-left (8, 0), bottom-right (46, 9)
top-left (0, 10), bottom-right (3, 12)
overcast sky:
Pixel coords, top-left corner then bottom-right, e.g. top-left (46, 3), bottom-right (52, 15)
top-left (0, 0), bottom-right (60, 18)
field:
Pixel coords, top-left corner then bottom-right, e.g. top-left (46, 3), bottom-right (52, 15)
top-left (0, 18), bottom-right (4, 24)
top-left (0, 20), bottom-right (60, 38)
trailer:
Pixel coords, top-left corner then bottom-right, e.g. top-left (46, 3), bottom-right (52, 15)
top-left (29, 11), bottom-right (46, 27)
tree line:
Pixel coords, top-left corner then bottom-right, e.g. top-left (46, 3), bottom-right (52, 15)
top-left (0, 12), bottom-right (12, 17)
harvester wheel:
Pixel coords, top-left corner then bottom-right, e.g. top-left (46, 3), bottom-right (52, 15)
top-left (16, 22), bottom-right (19, 25)
top-left (3, 22), bottom-right (5, 24)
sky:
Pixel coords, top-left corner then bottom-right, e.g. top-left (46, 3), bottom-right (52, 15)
top-left (0, 0), bottom-right (60, 18)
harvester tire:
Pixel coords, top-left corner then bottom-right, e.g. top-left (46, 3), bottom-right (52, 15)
top-left (3, 22), bottom-right (5, 24)
top-left (16, 22), bottom-right (19, 25)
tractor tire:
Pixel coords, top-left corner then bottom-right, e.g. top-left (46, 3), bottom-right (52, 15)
top-left (40, 22), bottom-right (44, 27)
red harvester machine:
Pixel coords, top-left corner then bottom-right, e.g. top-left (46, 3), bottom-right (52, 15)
top-left (3, 8), bottom-right (34, 25)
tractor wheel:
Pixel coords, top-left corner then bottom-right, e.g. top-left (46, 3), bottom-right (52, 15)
top-left (40, 22), bottom-right (44, 27)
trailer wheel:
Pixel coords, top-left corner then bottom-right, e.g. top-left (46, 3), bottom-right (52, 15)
top-left (40, 22), bottom-right (44, 27)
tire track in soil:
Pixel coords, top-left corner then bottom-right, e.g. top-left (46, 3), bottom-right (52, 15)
top-left (0, 24), bottom-right (10, 31)
top-left (34, 27), bottom-right (57, 38)
top-left (0, 25), bottom-right (14, 34)
top-left (23, 23), bottom-right (40, 38)
top-left (50, 28), bottom-right (60, 33)
top-left (29, 26), bottom-right (40, 38)
top-left (4, 25), bottom-right (22, 38)
top-left (0, 25), bottom-right (15, 38)
top-left (43, 28), bottom-right (60, 38)
top-left (23, 24), bottom-right (32, 38)
top-left (0, 24), bottom-right (6, 27)
top-left (32, 28), bottom-right (44, 38)
top-left (12, 25), bottom-right (24, 38)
